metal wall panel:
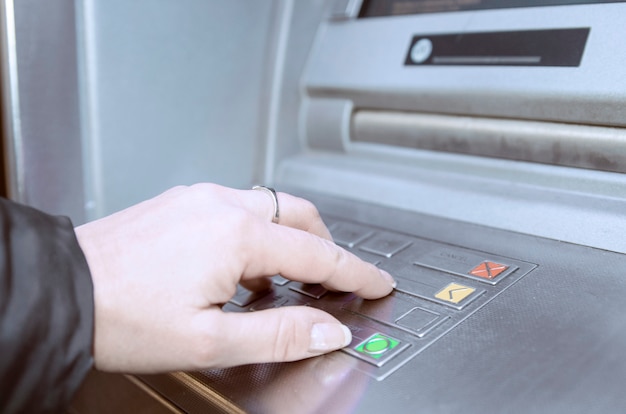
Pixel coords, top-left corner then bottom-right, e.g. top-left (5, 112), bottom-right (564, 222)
top-left (77, 0), bottom-right (281, 218)
top-left (1, 0), bottom-right (86, 223)
top-left (2, 1), bottom-right (284, 221)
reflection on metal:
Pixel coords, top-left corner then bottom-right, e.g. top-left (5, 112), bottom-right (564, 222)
top-left (125, 375), bottom-right (183, 414)
top-left (352, 110), bottom-right (626, 173)
top-left (0, 0), bottom-right (86, 221)
top-left (432, 56), bottom-right (542, 65)
top-left (170, 372), bottom-right (245, 414)
top-left (0, 0), bottom-right (25, 201)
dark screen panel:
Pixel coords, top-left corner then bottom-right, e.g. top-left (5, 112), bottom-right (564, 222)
top-left (404, 28), bottom-right (589, 67)
top-left (359, 0), bottom-right (626, 17)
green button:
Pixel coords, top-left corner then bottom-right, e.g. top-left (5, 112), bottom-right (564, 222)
top-left (355, 333), bottom-right (400, 359)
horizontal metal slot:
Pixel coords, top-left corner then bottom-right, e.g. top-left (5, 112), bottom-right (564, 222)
top-left (352, 110), bottom-right (626, 173)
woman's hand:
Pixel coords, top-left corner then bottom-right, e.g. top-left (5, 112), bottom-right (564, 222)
top-left (75, 184), bottom-right (395, 373)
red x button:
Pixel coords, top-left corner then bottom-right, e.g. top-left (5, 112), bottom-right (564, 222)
top-left (469, 261), bottom-right (509, 280)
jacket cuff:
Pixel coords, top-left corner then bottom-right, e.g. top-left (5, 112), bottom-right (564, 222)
top-left (0, 198), bottom-right (94, 413)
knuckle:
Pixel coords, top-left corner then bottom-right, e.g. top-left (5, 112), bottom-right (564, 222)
top-left (325, 239), bottom-right (346, 270)
top-left (271, 316), bottom-right (303, 362)
top-left (188, 183), bottom-right (222, 203)
top-left (322, 242), bottom-right (358, 289)
top-left (189, 182), bottom-right (221, 194)
top-left (300, 198), bottom-right (322, 222)
top-left (186, 183), bottom-right (234, 203)
top-left (164, 184), bottom-right (190, 194)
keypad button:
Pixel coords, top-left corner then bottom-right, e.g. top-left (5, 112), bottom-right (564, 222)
top-left (396, 307), bottom-right (447, 337)
top-left (249, 293), bottom-right (306, 311)
top-left (413, 248), bottom-right (518, 285)
top-left (289, 283), bottom-right (328, 299)
top-left (434, 283), bottom-right (476, 305)
top-left (270, 275), bottom-right (290, 286)
top-left (468, 261), bottom-right (510, 280)
top-left (343, 330), bottom-right (409, 367)
top-left (330, 222), bottom-right (373, 248)
top-left (229, 285), bottom-right (271, 307)
top-left (355, 333), bottom-right (400, 358)
top-left (352, 249), bottom-right (382, 266)
top-left (344, 295), bottom-right (448, 337)
top-left (394, 275), bottom-right (484, 310)
top-left (359, 233), bottom-right (412, 258)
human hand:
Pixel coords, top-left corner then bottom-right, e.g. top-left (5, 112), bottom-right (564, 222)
top-left (74, 184), bottom-right (395, 373)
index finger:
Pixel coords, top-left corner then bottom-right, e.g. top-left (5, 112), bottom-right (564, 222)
top-left (241, 223), bottom-right (396, 299)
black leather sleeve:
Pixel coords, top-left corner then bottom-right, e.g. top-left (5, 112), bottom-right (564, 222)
top-left (0, 198), bottom-right (94, 413)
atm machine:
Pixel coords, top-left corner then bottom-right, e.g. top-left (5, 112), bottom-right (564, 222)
top-left (136, 1), bottom-right (626, 412)
top-left (3, 1), bottom-right (626, 413)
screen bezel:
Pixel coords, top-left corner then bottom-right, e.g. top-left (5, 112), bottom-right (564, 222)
top-left (358, 0), bottom-right (626, 17)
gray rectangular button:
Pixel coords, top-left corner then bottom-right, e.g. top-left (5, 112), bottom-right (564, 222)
top-left (351, 249), bottom-right (382, 266)
top-left (249, 292), bottom-right (306, 311)
top-left (358, 232), bottom-right (412, 258)
top-left (229, 285), bottom-right (271, 307)
top-left (396, 307), bottom-right (447, 336)
top-left (330, 222), bottom-right (373, 248)
top-left (344, 295), bottom-right (447, 337)
top-left (289, 283), bottom-right (328, 299)
top-left (270, 275), bottom-right (290, 286)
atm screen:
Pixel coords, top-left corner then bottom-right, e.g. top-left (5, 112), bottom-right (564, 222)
top-left (359, 0), bottom-right (626, 17)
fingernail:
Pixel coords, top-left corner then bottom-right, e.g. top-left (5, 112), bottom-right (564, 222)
top-left (309, 323), bottom-right (352, 353)
top-left (380, 269), bottom-right (397, 288)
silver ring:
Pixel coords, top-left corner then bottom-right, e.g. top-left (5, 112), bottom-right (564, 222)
top-left (252, 185), bottom-right (280, 224)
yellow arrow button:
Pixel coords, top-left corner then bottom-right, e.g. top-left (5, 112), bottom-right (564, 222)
top-left (435, 283), bottom-right (475, 304)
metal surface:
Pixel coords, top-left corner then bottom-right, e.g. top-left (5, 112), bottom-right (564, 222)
top-left (141, 190), bottom-right (626, 413)
top-left (69, 371), bottom-right (182, 414)
top-left (76, 0), bottom-right (284, 218)
top-left (303, 3), bottom-right (626, 128)
top-left (0, 0), bottom-right (23, 200)
top-left (2, 1), bottom-right (295, 221)
top-left (0, 0), bottom-right (86, 222)
top-left (278, 1), bottom-right (626, 256)
top-left (137, 2), bottom-right (626, 412)
top-left (353, 110), bottom-right (626, 173)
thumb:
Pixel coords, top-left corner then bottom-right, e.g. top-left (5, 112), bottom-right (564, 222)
top-left (208, 307), bottom-right (352, 367)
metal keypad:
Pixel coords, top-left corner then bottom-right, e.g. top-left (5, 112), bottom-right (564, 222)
top-left (223, 219), bottom-right (536, 380)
